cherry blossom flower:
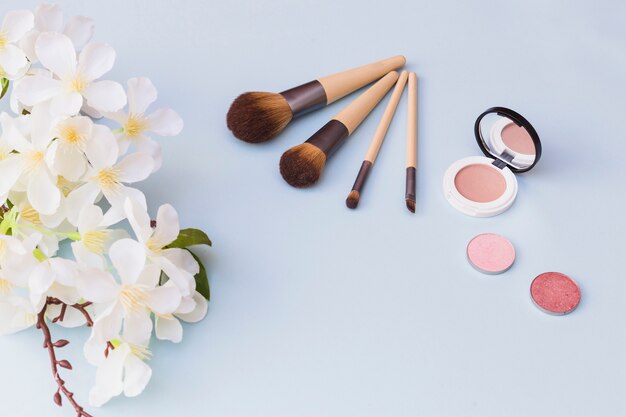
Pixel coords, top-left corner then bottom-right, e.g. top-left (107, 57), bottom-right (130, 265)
top-left (15, 32), bottom-right (126, 115)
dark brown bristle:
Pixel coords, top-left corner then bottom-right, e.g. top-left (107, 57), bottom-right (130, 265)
top-left (406, 198), bottom-right (416, 213)
top-left (226, 92), bottom-right (293, 143)
top-left (279, 143), bottom-right (326, 188)
top-left (346, 190), bottom-right (360, 209)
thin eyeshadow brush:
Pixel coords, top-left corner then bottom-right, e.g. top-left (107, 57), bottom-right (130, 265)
top-left (227, 56), bottom-right (406, 143)
top-left (346, 71), bottom-right (408, 209)
top-left (280, 71), bottom-right (400, 188)
top-left (405, 72), bottom-right (417, 213)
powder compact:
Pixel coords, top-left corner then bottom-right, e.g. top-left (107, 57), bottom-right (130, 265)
top-left (443, 107), bottom-right (542, 217)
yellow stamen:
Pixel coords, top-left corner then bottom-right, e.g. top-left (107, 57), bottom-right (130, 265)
top-left (0, 32), bottom-right (7, 50)
top-left (129, 342), bottom-right (152, 361)
top-left (124, 114), bottom-right (149, 138)
top-left (96, 168), bottom-right (120, 191)
top-left (57, 176), bottom-right (75, 197)
top-left (25, 151), bottom-right (44, 173)
top-left (58, 124), bottom-right (85, 147)
top-left (68, 77), bottom-right (87, 93)
top-left (0, 277), bottom-right (13, 296)
top-left (19, 206), bottom-right (42, 225)
top-left (83, 230), bottom-right (110, 254)
top-left (119, 284), bottom-right (148, 313)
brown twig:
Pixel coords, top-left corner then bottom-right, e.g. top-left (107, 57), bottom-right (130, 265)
top-left (37, 297), bottom-right (94, 417)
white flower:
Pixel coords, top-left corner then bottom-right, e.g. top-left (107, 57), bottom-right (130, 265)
top-left (88, 340), bottom-right (152, 407)
top-left (64, 126), bottom-right (153, 225)
top-left (77, 238), bottom-right (182, 344)
top-left (48, 115), bottom-right (93, 181)
top-left (20, 3), bottom-right (94, 63)
top-left (0, 10), bottom-right (34, 79)
top-left (28, 257), bottom-right (81, 311)
top-left (125, 199), bottom-right (198, 296)
top-left (15, 32), bottom-right (126, 115)
top-left (106, 77), bottom-right (183, 172)
top-left (0, 295), bottom-right (37, 335)
top-left (155, 290), bottom-right (207, 343)
top-left (71, 204), bottom-right (125, 268)
top-left (0, 106), bottom-right (61, 215)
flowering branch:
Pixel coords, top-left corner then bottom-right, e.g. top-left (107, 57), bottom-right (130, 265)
top-left (37, 297), bottom-right (94, 417)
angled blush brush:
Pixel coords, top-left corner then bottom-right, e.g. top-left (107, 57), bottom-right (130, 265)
top-left (405, 72), bottom-right (417, 213)
top-left (346, 70), bottom-right (408, 209)
top-left (227, 55), bottom-right (406, 143)
top-left (280, 71), bottom-right (399, 188)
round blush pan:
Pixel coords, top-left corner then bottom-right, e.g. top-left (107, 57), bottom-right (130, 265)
top-left (501, 122), bottom-right (535, 155)
top-left (530, 272), bottom-right (581, 315)
top-left (466, 233), bottom-right (516, 274)
top-left (454, 164), bottom-right (506, 203)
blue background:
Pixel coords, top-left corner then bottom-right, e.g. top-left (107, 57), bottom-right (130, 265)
top-left (1, 1), bottom-right (626, 416)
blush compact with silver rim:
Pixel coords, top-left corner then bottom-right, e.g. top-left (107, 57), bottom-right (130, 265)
top-left (443, 107), bottom-right (542, 217)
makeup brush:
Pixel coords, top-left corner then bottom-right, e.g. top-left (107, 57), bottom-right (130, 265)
top-left (280, 71), bottom-right (399, 188)
top-left (227, 56), bottom-right (406, 143)
top-left (346, 71), bottom-right (408, 209)
top-left (405, 72), bottom-right (417, 213)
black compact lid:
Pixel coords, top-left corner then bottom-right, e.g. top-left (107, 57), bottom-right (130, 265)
top-left (474, 107), bottom-right (542, 173)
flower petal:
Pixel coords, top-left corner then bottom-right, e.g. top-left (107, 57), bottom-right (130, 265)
top-left (150, 204), bottom-right (179, 248)
top-left (89, 342), bottom-right (129, 407)
top-left (50, 91), bottom-right (83, 116)
top-left (83, 80), bottom-right (126, 113)
top-left (115, 152), bottom-right (153, 184)
top-left (147, 108), bottom-right (183, 136)
top-left (161, 248), bottom-right (199, 275)
top-left (135, 136), bottom-right (163, 172)
top-left (127, 77), bottom-right (157, 115)
top-left (52, 142), bottom-right (86, 180)
top-left (2, 10), bottom-right (34, 42)
top-left (122, 353), bottom-right (152, 397)
top-left (0, 155), bottom-right (25, 197)
top-left (78, 42), bottom-right (115, 81)
top-left (72, 241), bottom-right (104, 269)
top-left (65, 181), bottom-right (100, 226)
top-left (176, 291), bottom-right (208, 323)
top-left (34, 4), bottom-right (63, 32)
top-left (64, 16), bottom-right (94, 50)
top-left (155, 315), bottom-right (183, 343)
top-left (76, 267), bottom-right (119, 303)
top-left (77, 204), bottom-right (104, 232)
top-left (109, 238), bottom-right (146, 284)
top-left (35, 32), bottom-right (76, 78)
top-left (14, 74), bottom-right (61, 107)
top-left (84, 124), bottom-right (118, 169)
top-left (123, 197), bottom-right (152, 244)
top-left (0, 44), bottom-right (29, 76)
top-left (27, 166), bottom-right (60, 215)
top-left (146, 283), bottom-right (181, 315)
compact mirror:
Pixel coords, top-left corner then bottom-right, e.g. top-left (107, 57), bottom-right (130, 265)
top-left (443, 107), bottom-right (542, 217)
top-left (474, 107), bottom-right (541, 172)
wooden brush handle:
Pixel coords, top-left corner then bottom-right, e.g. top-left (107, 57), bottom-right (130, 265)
top-left (364, 71), bottom-right (408, 163)
top-left (332, 71), bottom-right (399, 135)
top-left (406, 72), bottom-right (417, 168)
top-left (318, 56), bottom-right (405, 104)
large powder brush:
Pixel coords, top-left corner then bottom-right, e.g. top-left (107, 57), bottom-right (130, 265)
top-left (227, 56), bottom-right (405, 143)
top-left (279, 71), bottom-right (400, 188)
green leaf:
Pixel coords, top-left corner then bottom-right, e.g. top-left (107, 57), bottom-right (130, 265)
top-left (0, 78), bottom-right (8, 100)
top-left (188, 250), bottom-right (210, 301)
top-left (166, 228), bottom-right (212, 249)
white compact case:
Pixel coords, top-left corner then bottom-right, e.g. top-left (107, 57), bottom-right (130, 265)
top-left (443, 107), bottom-right (542, 217)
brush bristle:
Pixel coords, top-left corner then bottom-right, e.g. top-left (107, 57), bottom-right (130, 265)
top-left (406, 198), bottom-right (416, 213)
top-left (279, 143), bottom-right (326, 188)
top-left (346, 190), bottom-right (360, 209)
top-left (226, 92), bottom-right (293, 143)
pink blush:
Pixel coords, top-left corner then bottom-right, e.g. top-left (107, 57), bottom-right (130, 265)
top-left (466, 233), bottom-right (516, 274)
top-left (531, 272), bottom-right (581, 315)
top-left (454, 164), bottom-right (506, 203)
top-left (501, 123), bottom-right (535, 155)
